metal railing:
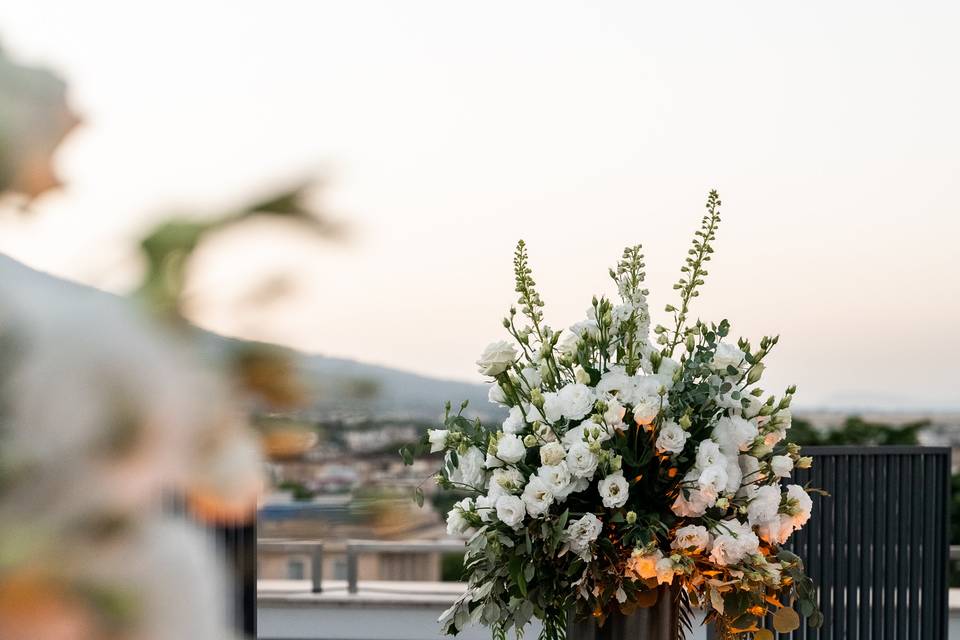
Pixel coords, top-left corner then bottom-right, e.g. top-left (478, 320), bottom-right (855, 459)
top-left (344, 539), bottom-right (466, 594)
top-left (257, 540), bottom-right (325, 593)
top-left (256, 538), bottom-right (466, 594)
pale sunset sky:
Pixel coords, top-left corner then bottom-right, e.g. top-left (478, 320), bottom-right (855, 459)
top-left (1, 1), bottom-right (958, 409)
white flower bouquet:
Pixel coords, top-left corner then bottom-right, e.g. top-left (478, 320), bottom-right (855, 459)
top-left (402, 192), bottom-right (822, 639)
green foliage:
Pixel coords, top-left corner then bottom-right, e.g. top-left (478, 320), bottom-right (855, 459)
top-left (786, 416), bottom-right (925, 446)
top-left (662, 190), bottom-right (722, 357)
top-left (441, 551), bottom-right (466, 582)
top-left (277, 480), bottom-right (314, 501)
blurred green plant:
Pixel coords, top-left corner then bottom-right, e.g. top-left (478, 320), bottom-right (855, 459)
top-left (786, 415), bottom-right (925, 446)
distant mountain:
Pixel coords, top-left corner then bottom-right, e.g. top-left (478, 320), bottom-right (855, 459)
top-left (0, 253), bottom-right (501, 424)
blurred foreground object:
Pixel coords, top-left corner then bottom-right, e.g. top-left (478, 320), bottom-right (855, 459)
top-left (0, 45), bottom-right (79, 201)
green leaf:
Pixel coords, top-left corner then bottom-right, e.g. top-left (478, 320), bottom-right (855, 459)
top-left (413, 487), bottom-right (424, 507)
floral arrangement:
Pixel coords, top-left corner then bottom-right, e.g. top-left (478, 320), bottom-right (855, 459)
top-left (402, 192), bottom-right (822, 639)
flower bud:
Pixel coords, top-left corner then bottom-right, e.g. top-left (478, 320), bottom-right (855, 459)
top-left (523, 434), bottom-right (537, 447)
top-left (625, 511), bottom-right (637, 524)
top-left (715, 497), bottom-right (730, 510)
top-left (678, 415), bottom-right (692, 429)
top-left (797, 456), bottom-right (813, 469)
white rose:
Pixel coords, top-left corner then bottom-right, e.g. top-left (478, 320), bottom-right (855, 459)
top-left (495, 494), bottom-right (526, 529)
top-left (757, 515), bottom-right (793, 545)
top-left (565, 513), bottom-right (602, 559)
top-left (539, 441), bottom-right (566, 466)
top-left (696, 439), bottom-right (723, 470)
top-left (542, 392), bottom-right (564, 424)
top-left (450, 447), bottom-right (486, 489)
top-left (770, 455), bottom-right (794, 478)
top-left (521, 476), bottom-right (554, 518)
top-left (773, 409), bottom-right (793, 431)
top-left (697, 464), bottom-right (729, 503)
top-left (671, 525), bottom-right (711, 551)
top-left (747, 484), bottom-right (781, 526)
top-left (495, 433), bottom-right (526, 464)
top-left (566, 442), bottom-right (599, 478)
top-left (711, 342), bottom-right (746, 373)
top-left (632, 394), bottom-right (661, 426)
top-left (558, 383), bottom-right (594, 420)
top-left (502, 406), bottom-right (525, 434)
top-left (655, 421), bottom-right (688, 455)
top-left (710, 519), bottom-right (759, 566)
top-left (598, 471), bottom-right (630, 508)
top-left (538, 462), bottom-right (573, 500)
top-left (712, 416), bottom-right (758, 454)
top-left (446, 497), bottom-right (474, 536)
top-left (476, 340), bottom-right (518, 376)
top-left (488, 384), bottom-right (508, 406)
top-left (428, 429), bottom-right (449, 453)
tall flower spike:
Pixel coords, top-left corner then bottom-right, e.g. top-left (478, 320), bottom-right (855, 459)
top-left (513, 240), bottom-right (545, 332)
top-left (664, 190), bottom-right (722, 357)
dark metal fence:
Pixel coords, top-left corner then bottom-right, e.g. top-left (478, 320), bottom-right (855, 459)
top-left (708, 446), bottom-right (951, 639)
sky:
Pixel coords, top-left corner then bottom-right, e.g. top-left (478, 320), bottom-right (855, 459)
top-left (0, 1), bottom-right (959, 410)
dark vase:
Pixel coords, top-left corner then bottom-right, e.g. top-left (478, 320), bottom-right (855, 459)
top-left (567, 585), bottom-right (681, 640)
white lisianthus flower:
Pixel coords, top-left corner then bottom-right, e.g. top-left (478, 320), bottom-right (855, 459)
top-left (632, 394), bottom-right (661, 426)
top-left (495, 433), bottom-right (526, 464)
top-left (570, 319), bottom-right (600, 340)
top-left (739, 454), bottom-right (763, 482)
top-left (474, 494), bottom-right (495, 522)
top-left (603, 398), bottom-right (627, 429)
top-left (450, 447), bottom-right (486, 489)
top-left (655, 421), bottom-right (688, 455)
top-left (539, 441), bottom-right (566, 466)
top-left (427, 429), bottom-right (449, 453)
top-left (770, 455), bottom-right (794, 478)
top-left (598, 471), bottom-right (630, 508)
top-left (489, 468), bottom-right (524, 496)
top-left (773, 409), bottom-right (793, 431)
top-left (597, 370), bottom-right (632, 397)
top-left (784, 484), bottom-right (813, 528)
top-left (476, 340), bottom-right (518, 376)
top-left (757, 514), bottom-right (794, 545)
top-left (626, 548), bottom-right (662, 580)
top-left (565, 513), bottom-right (602, 559)
top-left (671, 525), bottom-right (711, 551)
top-left (446, 498), bottom-right (474, 536)
top-left (672, 488), bottom-right (709, 517)
top-left (562, 421), bottom-right (612, 448)
top-left (573, 365), bottom-right (591, 385)
top-left (495, 494), bottom-right (526, 529)
top-left (521, 476), bottom-right (554, 518)
top-left (710, 519), bottom-right (760, 566)
top-left (763, 427), bottom-right (786, 447)
top-left (501, 406), bottom-right (525, 434)
top-left (723, 457), bottom-right (743, 494)
top-left (558, 383), bottom-right (594, 420)
top-left (557, 331), bottom-right (580, 359)
top-left (542, 392), bottom-right (564, 424)
top-left (520, 366), bottom-right (542, 390)
top-left (652, 357), bottom-right (681, 388)
top-left (712, 415), bottom-right (758, 454)
top-left (697, 464), bottom-right (729, 503)
top-left (747, 484), bottom-right (782, 526)
top-left (488, 384), bottom-right (508, 406)
top-left (696, 439), bottom-right (723, 470)
top-left (655, 557), bottom-right (678, 585)
top-left (711, 342), bottom-right (746, 373)
top-left (538, 461), bottom-right (574, 500)
top-left (566, 442), bottom-right (599, 479)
